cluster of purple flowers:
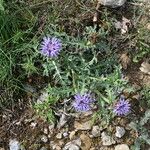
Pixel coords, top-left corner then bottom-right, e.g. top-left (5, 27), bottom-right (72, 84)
top-left (40, 36), bottom-right (131, 116)
top-left (73, 93), bottom-right (95, 112)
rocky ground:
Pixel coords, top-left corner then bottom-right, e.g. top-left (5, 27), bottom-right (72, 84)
top-left (0, 65), bottom-right (150, 150)
top-left (0, 0), bottom-right (150, 150)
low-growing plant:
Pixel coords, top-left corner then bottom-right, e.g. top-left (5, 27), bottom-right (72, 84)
top-left (129, 109), bottom-right (150, 150)
top-left (132, 9), bottom-right (150, 62)
top-left (32, 21), bottom-right (122, 122)
top-left (92, 66), bottom-right (134, 123)
top-left (139, 86), bottom-right (150, 109)
top-left (34, 101), bottom-right (55, 123)
top-left (0, 1), bottom-right (39, 106)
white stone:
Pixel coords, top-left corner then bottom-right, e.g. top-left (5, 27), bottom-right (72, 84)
top-left (69, 131), bottom-right (76, 140)
top-left (101, 132), bottom-right (116, 146)
top-left (115, 144), bottom-right (130, 150)
top-left (73, 138), bottom-right (81, 146)
top-left (91, 126), bottom-right (101, 137)
top-left (9, 139), bottom-right (20, 150)
top-left (63, 138), bottom-right (81, 150)
top-left (115, 126), bottom-right (126, 138)
top-left (99, 0), bottom-right (126, 8)
top-left (56, 133), bottom-right (63, 139)
top-left (63, 144), bottom-right (80, 150)
top-left (74, 120), bottom-right (92, 130)
top-left (44, 128), bottom-right (48, 134)
top-left (41, 135), bottom-right (48, 143)
top-left (40, 147), bottom-right (47, 150)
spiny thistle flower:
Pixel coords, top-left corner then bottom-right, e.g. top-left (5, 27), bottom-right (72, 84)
top-left (40, 36), bottom-right (62, 57)
top-left (73, 93), bottom-right (95, 112)
top-left (113, 96), bottom-right (131, 116)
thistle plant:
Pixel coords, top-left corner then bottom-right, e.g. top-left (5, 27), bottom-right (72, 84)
top-left (129, 110), bottom-right (150, 150)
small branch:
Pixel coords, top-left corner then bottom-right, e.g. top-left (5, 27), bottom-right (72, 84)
top-left (93, 0), bottom-right (101, 23)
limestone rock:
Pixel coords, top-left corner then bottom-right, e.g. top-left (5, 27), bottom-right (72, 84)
top-left (41, 135), bottom-right (48, 143)
top-left (140, 62), bottom-right (150, 75)
top-left (115, 126), bottom-right (126, 138)
top-left (115, 144), bottom-right (130, 150)
top-left (9, 139), bottom-right (20, 150)
top-left (63, 144), bottom-right (79, 150)
top-left (91, 126), bottom-right (101, 137)
top-left (74, 120), bottom-right (92, 130)
top-left (69, 131), bottom-right (76, 140)
top-left (99, 0), bottom-right (126, 8)
top-left (43, 128), bottom-right (48, 134)
top-left (56, 133), bottom-right (63, 139)
top-left (80, 134), bottom-right (92, 150)
top-left (101, 132), bottom-right (116, 146)
top-left (40, 147), bottom-right (47, 150)
top-left (63, 138), bottom-right (81, 150)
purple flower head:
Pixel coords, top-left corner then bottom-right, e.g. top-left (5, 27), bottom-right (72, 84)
top-left (113, 96), bottom-right (131, 116)
top-left (73, 93), bottom-right (95, 112)
top-left (40, 36), bottom-right (62, 57)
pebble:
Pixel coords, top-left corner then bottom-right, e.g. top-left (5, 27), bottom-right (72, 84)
top-left (91, 126), bottom-right (101, 137)
top-left (9, 139), bottom-right (20, 150)
top-left (99, 0), bottom-right (126, 8)
top-left (73, 138), bottom-right (82, 146)
top-left (90, 148), bottom-right (95, 150)
top-left (101, 132), bottom-right (116, 146)
top-left (56, 133), bottom-right (63, 139)
top-left (74, 120), bottom-right (92, 130)
top-left (49, 124), bottom-right (55, 130)
top-left (115, 144), bottom-right (130, 150)
top-left (44, 128), bottom-right (48, 134)
top-left (69, 131), bottom-right (76, 140)
top-left (40, 147), bottom-right (47, 150)
top-left (30, 122), bottom-right (37, 128)
top-left (58, 140), bottom-right (64, 147)
top-left (115, 126), bottom-right (126, 138)
top-left (63, 144), bottom-right (80, 150)
top-left (63, 138), bottom-right (81, 150)
top-left (41, 135), bottom-right (48, 143)
top-left (147, 23), bottom-right (150, 30)
top-left (51, 143), bottom-right (61, 150)
top-left (55, 146), bottom-right (61, 150)
top-left (50, 141), bottom-right (63, 150)
top-left (48, 134), bottom-right (51, 138)
top-left (80, 133), bottom-right (91, 149)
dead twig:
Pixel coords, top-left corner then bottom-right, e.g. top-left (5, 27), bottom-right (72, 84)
top-left (93, 1), bottom-right (101, 23)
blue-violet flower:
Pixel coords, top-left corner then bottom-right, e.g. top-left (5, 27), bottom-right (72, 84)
top-left (40, 36), bottom-right (62, 57)
top-left (73, 93), bottom-right (95, 112)
top-left (113, 96), bottom-right (131, 116)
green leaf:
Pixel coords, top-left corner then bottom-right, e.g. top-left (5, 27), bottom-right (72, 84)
top-left (0, 0), bottom-right (4, 11)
